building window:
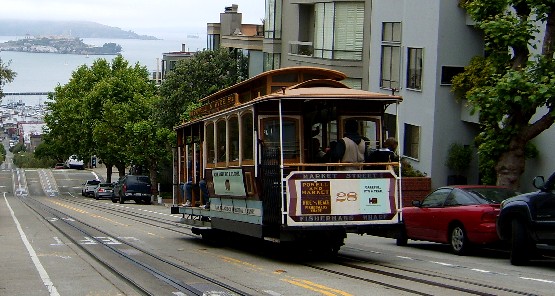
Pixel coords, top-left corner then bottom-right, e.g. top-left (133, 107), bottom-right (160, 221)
top-left (341, 78), bottom-right (362, 90)
top-left (441, 66), bottom-right (465, 85)
top-left (207, 34), bottom-right (220, 50)
top-left (407, 48), bottom-right (423, 90)
top-left (313, 2), bottom-right (364, 61)
top-left (403, 123), bottom-right (420, 159)
top-left (265, 0), bottom-right (282, 39)
top-left (263, 52), bottom-right (281, 71)
top-left (380, 22), bottom-right (401, 90)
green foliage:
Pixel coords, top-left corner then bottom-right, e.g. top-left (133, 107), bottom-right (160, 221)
top-left (445, 143), bottom-right (473, 174)
top-left (400, 159), bottom-right (427, 177)
top-left (0, 143), bottom-right (5, 164)
top-left (9, 142), bottom-right (26, 154)
top-left (42, 55), bottom-right (160, 173)
top-left (12, 151), bottom-right (55, 168)
top-left (453, 0), bottom-right (555, 187)
top-left (0, 57), bottom-right (17, 99)
top-left (157, 48), bottom-right (248, 129)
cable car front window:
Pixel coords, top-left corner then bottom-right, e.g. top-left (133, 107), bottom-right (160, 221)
top-left (262, 117), bottom-right (300, 161)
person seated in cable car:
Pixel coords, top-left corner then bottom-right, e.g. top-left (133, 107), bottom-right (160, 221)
top-left (366, 137), bottom-right (399, 169)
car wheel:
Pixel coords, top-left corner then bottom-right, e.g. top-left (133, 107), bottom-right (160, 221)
top-left (450, 224), bottom-right (470, 255)
top-left (396, 226), bottom-right (408, 246)
top-left (111, 197), bottom-right (117, 203)
top-left (94, 195), bottom-right (99, 200)
top-left (510, 219), bottom-right (533, 266)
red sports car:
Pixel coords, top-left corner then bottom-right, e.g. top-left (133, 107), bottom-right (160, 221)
top-left (397, 185), bottom-right (519, 255)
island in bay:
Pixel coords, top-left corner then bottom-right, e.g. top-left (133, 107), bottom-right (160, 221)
top-left (0, 36), bottom-right (122, 55)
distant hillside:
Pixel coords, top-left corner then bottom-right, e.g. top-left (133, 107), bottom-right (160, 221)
top-left (0, 19), bottom-right (159, 40)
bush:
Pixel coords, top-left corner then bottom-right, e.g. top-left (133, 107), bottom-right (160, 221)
top-left (12, 152), bottom-right (56, 168)
top-left (445, 143), bottom-right (472, 174)
top-left (400, 159), bottom-right (427, 177)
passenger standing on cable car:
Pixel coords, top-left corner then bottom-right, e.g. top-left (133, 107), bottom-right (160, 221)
top-left (332, 119), bottom-right (365, 170)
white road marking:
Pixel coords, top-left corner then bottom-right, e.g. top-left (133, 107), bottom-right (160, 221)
top-left (50, 237), bottom-right (64, 246)
top-left (396, 256), bottom-right (414, 260)
top-left (471, 269), bottom-right (491, 273)
top-left (519, 277), bottom-right (555, 284)
top-left (4, 193), bottom-right (60, 296)
top-left (430, 261), bottom-right (457, 267)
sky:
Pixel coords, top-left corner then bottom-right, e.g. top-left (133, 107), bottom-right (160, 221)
top-left (0, 0), bottom-right (265, 40)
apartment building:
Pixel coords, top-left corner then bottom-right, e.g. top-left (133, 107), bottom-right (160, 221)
top-left (263, 0), bottom-right (554, 190)
top-left (208, 4), bottom-right (265, 78)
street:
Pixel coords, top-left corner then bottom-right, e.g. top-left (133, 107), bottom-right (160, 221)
top-left (0, 157), bottom-right (554, 295)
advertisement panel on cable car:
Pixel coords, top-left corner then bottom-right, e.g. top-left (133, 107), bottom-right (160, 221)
top-left (286, 170), bottom-right (398, 226)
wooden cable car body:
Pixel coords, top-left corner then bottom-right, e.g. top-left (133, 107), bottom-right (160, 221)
top-left (171, 67), bottom-right (403, 252)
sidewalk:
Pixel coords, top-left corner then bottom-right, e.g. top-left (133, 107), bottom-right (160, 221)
top-left (89, 162), bottom-right (117, 182)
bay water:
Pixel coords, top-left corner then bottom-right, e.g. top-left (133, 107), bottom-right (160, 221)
top-left (0, 36), bottom-right (206, 106)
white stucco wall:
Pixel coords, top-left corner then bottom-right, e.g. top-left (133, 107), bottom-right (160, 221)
top-left (370, 0), bottom-right (484, 189)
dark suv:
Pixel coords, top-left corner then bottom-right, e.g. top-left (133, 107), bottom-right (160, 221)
top-left (111, 175), bottom-right (152, 204)
top-left (497, 172), bottom-right (555, 265)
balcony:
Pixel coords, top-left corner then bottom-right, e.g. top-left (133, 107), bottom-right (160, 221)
top-left (289, 41), bottom-right (314, 57)
top-left (288, 41), bottom-right (362, 61)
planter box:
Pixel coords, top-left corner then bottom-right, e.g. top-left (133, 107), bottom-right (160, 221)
top-left (400, 177), bottom-right (431, 207)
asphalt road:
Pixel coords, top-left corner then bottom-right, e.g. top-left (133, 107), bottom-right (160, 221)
top-left (1, 153), bottom-right (554, 295)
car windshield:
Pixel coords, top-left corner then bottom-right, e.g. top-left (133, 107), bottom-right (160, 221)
top-left (464, 188), bottom-right (519, 204)
top-left (98, 183), bottom-right (112, 188)
top-left (136, 176), bottom-right (150, 183)
top-left (87, 180), bottom-right (101, 185)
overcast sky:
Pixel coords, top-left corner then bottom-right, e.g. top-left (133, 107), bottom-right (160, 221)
top-left (0, 0), bottom-right (265, 39)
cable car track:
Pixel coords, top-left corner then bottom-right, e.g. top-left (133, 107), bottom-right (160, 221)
top-left (301, 254), bottom-right (538, 296)
top-left (53, 194), bottom-right (196, 237)
top-left (51, 194), bottom-right (543, 295)
top-left (19, 195), bottom-right (252, 296)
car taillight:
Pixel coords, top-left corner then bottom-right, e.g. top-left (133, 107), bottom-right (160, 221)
top-left (98, 188), bottom-right (105, 192)
top-left (481, 209), bottom-right (499, 222)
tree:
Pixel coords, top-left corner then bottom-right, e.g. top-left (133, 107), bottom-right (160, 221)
top-left (41, 55), bottom-right (158, 182)
top-left (125, 118), bottom-right (175, 196)
top-left (157, 48), bottom-right (248, 129)
top-left (0, 58), bottom-right (16, 100)
top-left (452, 1), bottom-right (555, 189)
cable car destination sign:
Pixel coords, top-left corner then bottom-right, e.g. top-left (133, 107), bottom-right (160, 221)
top-left (286, 171), bottom-right (398, 225)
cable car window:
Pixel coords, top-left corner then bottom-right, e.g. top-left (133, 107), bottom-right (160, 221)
top-left (360, 119), bottom-right (380, 150)
top-left (261, 117), bottom-right (300, 161)
top-left (242, 112), bottom-right (254, 163)
top-left (206, 122), bottom-right (215, 166)
top-left (229, 115), bottom-right (239, 164)
top-left (186, 144), bottom-right (193, 181)
top-left (216, 120), bottom-right (227, 165)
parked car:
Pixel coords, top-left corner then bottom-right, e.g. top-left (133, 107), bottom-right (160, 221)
top-left (66, 155), bottom-right (85, 170)
top-left (81, 179), bottom-right (101, 197)
top-left (93, 182), bottom-right (114, 200)
top-left (497, 173), bottom-right (555, 265)
top-left (111, 175), bottom-right (152, 204)
top-left (397, 185), bottom-right (519, 255)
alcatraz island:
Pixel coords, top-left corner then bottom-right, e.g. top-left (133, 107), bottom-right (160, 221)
top-left (0, 35), bottom-right (122, 55)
